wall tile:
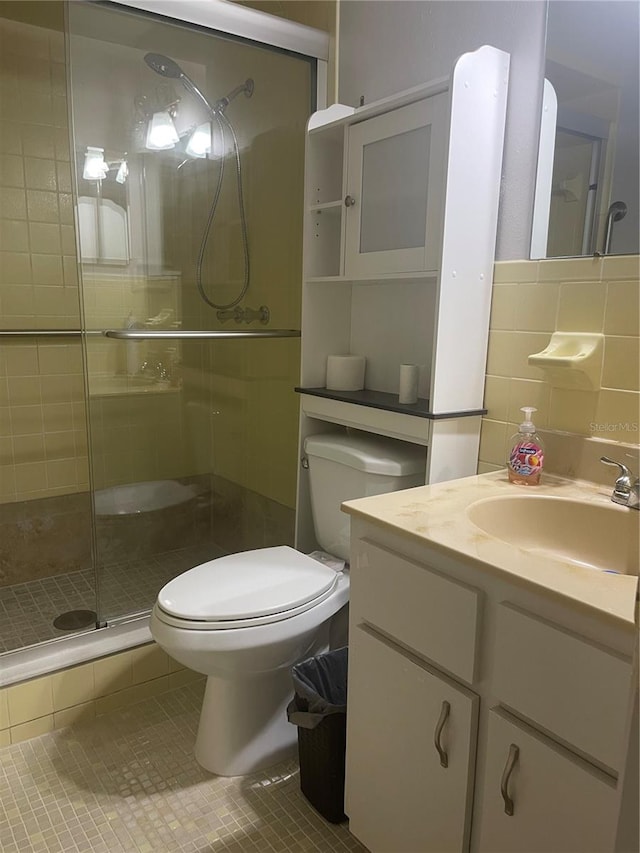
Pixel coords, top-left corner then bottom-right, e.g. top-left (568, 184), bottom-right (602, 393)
top-left (593, 390), bottom-right (640, 442)
top-left (21, 124), bottom-right (55, 159)
top-left (24, 157), bottom-right (57, 191)
top-left (7, 676), bottom-right (53, 725)
top-left (26, 189), bottom-right (58, 222)
top-left (53, 700), bottom-right (96, 729)
top-left (29, 222), bottom-right (60, 254)
top-left (0, 186), bottom-right (26, 219)
top-left (493, 260), bottom-right (539, 283)
top-left (488, 284), bottom-right (517, 330)
top-left (168, 669), bottom-right (203, 690)
top-left (0, 153), bottom-right (24, 187)
top-left (508, 378), bottom-right (551, 428)
top-left (1, 250), bottom-right (31, 283)
top-left (604, 281), bottom-right (640, 337)
top-left (93, 651), bottom-right (133, 696)
top-left (0, 729), bottom-right (9, 748)
top-left (51, 662), bottom-right (95, 711)
top-left (0, 218), bottom-right (29, 251)
top-left (483, 375), bottom-right (509, 422)
top-left (548, 388), bottom-right (599, 436)
top-left (486, 330), bottom-right (549, 380)
top-left (10, 714), bottom-right (54, 744)
top-left (601, 255), bottom-right (640, 281)
top-left (557, 282), bottom-right (606, 333)
top-left (512, 282), bottom-right (559, 332)
top-left (602, 337), bottom-right (640, 392)
top-left (31, 252), bottom-right (63, 284)
top-left (0, 687), bottom-right (8, 729)
top-left (479, 418), bottom-right (508, 467)
top-left (537, 256), bottom-right (603, 282)
top-left (131, 644), bottom-right (170, 684)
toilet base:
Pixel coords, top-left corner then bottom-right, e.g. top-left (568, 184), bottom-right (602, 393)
top-left (195, 666), bottom-right (300, 776)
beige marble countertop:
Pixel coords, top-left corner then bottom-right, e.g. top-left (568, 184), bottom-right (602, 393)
top-left (343, 471), bottom-right (639, 627)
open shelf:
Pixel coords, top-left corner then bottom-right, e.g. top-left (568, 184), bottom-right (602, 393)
top-left (296, 387), bottom-right (487, 420)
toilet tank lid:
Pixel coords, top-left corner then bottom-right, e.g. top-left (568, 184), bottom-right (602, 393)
top-left (304, 433), bottom-right (425, 476)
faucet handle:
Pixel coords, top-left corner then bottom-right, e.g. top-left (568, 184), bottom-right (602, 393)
top-left (601, 456), bottom-right (633, 489)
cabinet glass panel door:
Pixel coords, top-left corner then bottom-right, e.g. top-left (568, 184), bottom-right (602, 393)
top-left (360, 125), bottom-right (430, 252)
top-left (345, 96), bottom-right (446, 277)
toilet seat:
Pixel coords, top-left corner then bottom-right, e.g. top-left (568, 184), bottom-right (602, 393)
top-left (155, 546), bottom-right (342, 631)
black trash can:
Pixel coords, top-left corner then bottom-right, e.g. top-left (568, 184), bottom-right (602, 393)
top-left (287, 647), bottom-right (348, 823)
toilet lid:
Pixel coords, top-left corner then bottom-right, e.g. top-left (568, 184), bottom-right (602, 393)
top-left (157, 546), bottom-right (339, 622)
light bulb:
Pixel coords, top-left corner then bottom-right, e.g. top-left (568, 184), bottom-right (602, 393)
top-left (146, 110), bottom-right (179, 150)
top-left (83, 146), bottom-right (109, 180)
top-left (185, 122), bottom-right (212, 158)
top-left (115, 160), bottom-right (128, 184)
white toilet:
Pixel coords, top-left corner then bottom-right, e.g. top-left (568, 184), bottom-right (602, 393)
top-left (151, 432), bottom-right (425, 776)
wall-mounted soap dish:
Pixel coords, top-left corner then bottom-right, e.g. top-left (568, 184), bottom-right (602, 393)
top-left (528, 332), bottom-right (603, 391)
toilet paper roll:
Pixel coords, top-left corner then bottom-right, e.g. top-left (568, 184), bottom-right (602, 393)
top-left (398, 363), bottom-right (419, 404)
top-left (326, 355), bottom-right (366, 391)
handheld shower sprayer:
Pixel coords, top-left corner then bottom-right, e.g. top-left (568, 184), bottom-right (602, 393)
top-left (142, 52), bottom-right (254, 312)
top-left (143, 53), bottom-right (253, 116)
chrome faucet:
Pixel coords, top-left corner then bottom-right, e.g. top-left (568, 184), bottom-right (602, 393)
top-left (601, 457), bottom-right (640, 510)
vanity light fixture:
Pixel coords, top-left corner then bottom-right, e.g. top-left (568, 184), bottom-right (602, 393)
top-left (82, 146), bottom-right (109, 180)
top-left (185, 121), bottom-right (212, 158)
top-left (146, 109), bottom-right (180, 150)
top-left (115, 159), bottom-right (128, 184)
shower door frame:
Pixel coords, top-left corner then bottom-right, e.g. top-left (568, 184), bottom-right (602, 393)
top-left (111, 0), bottom-right (331, 110)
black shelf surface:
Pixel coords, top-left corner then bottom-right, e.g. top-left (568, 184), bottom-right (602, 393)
top-left (296, 387), bottom-right (486, 420)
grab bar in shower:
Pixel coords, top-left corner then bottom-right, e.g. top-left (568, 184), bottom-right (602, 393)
top-left (0, 329), bottom-right (103, 338)
top-left (0, 329), bottom-right (300, 340)
top-left (103, 329), bottom-right (301, 340)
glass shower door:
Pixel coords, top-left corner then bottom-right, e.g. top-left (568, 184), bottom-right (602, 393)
top-left (67, 2), bottom-right (312, 624)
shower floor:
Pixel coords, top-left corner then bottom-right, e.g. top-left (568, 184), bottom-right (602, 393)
top-left (0, 544), bottom-right (223, 655)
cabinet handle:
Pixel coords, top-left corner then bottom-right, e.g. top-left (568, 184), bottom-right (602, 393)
top-left (344, 194), bottom-right (356, 207)
top-left (433, 700), bottom-right (450, 768)
top-left (500, 743), bottom-right (520, 816)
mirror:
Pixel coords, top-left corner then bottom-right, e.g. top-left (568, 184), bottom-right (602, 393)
top-left (531, 0), bottom-right (639, 258)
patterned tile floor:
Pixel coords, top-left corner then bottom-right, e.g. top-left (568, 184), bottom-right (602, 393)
top-left (0, 681), bottom-right (367, 853)
top-left (0, 545), bottom-right (222, 654)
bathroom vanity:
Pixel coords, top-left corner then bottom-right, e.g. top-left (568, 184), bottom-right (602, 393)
top-left (342, 472), bottom-right (639, 853)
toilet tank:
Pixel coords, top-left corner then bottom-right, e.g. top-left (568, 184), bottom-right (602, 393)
top-left (304, 432), bottom-right (426, 562)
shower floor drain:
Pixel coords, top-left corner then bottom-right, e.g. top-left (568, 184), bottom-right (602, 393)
top-left (53, 610), bottom-right (97, 631)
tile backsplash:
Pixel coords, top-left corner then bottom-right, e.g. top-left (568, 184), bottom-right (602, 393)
top-left (480, 255), bottom-right (640, 478)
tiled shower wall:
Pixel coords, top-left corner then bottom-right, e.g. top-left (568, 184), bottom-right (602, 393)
top-left (0, 6), bottom-right (89, 504)
top-left (480, 254), bottom-right (640, 476)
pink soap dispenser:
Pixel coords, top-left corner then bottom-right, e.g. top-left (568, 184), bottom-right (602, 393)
top-left (507, 407), bottom-right (545, 486)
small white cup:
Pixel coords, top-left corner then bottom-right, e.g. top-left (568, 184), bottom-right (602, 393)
top-left (398, 363), bottom-right (419, 404)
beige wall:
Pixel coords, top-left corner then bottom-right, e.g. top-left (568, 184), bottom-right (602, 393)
top-left (0, 6), bottom-right (89, 502)
top-left (480, 254), bottom-right (640, 476)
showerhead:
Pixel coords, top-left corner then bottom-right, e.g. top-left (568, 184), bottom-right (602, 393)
top-left (143, 52), bottom-right (253, 118)
top-left (144, 53), bottom-right (184, 79)
top-left (608, 200), bottom-right (627, 222)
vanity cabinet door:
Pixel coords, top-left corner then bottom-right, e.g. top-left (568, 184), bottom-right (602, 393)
top-left (344, 96), bottom-right (447, 278)
top-left (345, 625), bottom-right (478, 853)
top-left (475, 709), bottom-right (618, 853)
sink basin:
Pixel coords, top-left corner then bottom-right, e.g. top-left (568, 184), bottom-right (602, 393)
top-left (467, 494), bottom-right (639, 575)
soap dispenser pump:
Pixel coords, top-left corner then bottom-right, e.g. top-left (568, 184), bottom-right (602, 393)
top-left (507, 407), bottom-right (545, 485)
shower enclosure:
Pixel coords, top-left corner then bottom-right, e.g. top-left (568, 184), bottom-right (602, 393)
top-left (0, 1), bottom-right (317, 655)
